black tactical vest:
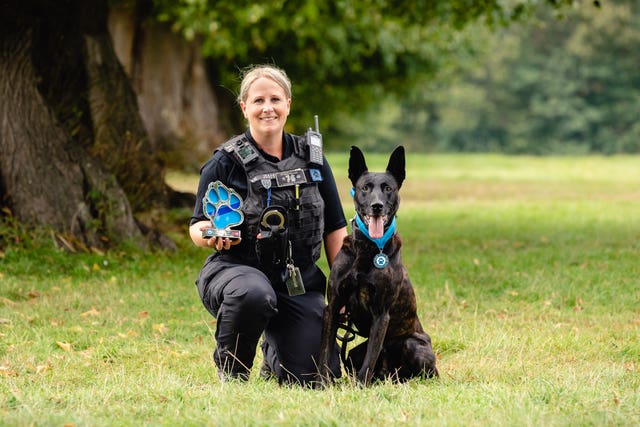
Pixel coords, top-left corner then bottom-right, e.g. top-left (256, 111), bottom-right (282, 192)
top-left (219, 134), bottom-right (325, 271)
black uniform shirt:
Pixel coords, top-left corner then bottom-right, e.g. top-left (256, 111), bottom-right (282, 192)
top-left (190, 130), bottom-right (347, 236)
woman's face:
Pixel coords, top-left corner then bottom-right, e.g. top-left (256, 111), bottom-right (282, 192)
top-left (240, 77), bottom-right (291, 141)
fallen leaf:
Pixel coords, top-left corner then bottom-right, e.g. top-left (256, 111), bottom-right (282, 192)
top-left (0, 366), bottom-right (18, 377)
top-left (0, 298), bottom-right (16, 306)
top-left (152, 323), bottom-right (168, 334)
top-left (117, 329), bottom-right (140, 338)
top-left (36, 365), bottom-right (50, 374)
top-left (81, 307), bottom-right (100, 317)
top-left (56, 341), bottom-right (73, 352)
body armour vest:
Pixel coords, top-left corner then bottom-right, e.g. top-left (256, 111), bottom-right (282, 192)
top-left (219, 134), bottom-right (325, 272)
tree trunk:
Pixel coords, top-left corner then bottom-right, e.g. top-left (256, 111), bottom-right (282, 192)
top-left (0, 0), bottom-right (173, 249)
top-left (108, 1), bottom-right (229, 171)
top-left (80, 0), bottom-right (168, 212)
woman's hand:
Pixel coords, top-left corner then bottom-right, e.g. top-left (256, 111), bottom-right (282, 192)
top-left (189, 220), bottom-right (242, 250)
top-left (209, 236), bottom-right (242, 251)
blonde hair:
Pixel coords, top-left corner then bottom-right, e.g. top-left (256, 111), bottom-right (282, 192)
top-left (237, 64), bottom-right (292, 104)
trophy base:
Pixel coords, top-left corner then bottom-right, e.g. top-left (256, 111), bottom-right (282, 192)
top-left (202, 228), bottom-right (241, 239)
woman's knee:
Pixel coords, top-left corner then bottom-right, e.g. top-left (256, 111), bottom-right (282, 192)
top-left (224, 271), bottom-right (278, 318)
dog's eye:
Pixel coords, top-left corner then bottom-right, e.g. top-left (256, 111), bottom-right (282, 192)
top-left (384, 185), bottom-right (392, 193)
top-left (361, 184), bottom-right (370, 192)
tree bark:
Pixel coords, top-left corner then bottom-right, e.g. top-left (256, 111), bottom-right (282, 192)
top-left (81, 3), bottom-right (167, 212)
top-left (0, 0), bottom-right (173, 249)
top-left (108, 1), bottom-right (229, 171)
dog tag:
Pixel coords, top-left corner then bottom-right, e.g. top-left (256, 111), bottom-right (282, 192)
top-left (285, 263), bottom-right (306, 296)
top-left (373, 253), bottom-right (389, 269)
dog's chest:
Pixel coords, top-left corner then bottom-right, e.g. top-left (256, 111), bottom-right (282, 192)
top-left (341, 262), bottom-right (403, 309)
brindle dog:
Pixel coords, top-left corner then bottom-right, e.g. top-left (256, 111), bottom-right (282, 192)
top-left (318, 146), bottom-right (438, 385)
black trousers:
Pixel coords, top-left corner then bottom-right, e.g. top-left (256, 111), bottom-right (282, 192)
top-left (196, 254), bottom-right (341, 385)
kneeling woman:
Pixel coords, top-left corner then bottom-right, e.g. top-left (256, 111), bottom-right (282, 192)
top-left (189, 64), bottom-right (347, 385)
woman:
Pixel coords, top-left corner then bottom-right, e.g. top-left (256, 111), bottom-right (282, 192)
top-left (189, 64), bottom-right (347, 385)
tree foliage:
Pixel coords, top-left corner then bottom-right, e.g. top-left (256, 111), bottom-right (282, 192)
top-left (1, 0), bottom-right (604, 249)
top-left (356, 0), bottom-right (639, 154)
top-left (150, 0), bottom-right (582, 138)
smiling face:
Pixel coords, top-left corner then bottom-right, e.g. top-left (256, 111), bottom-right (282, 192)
top-left (240, 76), bottom-right (291, 142)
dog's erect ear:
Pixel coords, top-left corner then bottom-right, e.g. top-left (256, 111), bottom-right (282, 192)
top-left (348, 146), bottom-right (368, 187)
top-left (386, 146), bottom-right (406, 188)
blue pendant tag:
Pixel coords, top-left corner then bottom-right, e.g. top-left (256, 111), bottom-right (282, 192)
top-left (373, 253), bottom-right (389, 269)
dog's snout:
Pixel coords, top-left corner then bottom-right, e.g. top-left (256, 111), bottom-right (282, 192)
top-left (371, 202), bottom-right (384, 214)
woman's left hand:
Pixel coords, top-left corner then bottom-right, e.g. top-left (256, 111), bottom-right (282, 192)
top-left (208, 236), bottom-right (242, 251)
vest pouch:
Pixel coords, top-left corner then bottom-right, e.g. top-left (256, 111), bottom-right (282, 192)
top-left (255, 205), bottom-right (289, 274)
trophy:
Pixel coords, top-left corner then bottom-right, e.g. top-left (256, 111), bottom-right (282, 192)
top-left (202, 181), bottom-right (244, 239)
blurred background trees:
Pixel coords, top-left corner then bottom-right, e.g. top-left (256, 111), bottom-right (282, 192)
top-left (146, 0), bottom-right (637, 156)
top-left (382, 0), bottom-right (640, 154)
top-left (1, 0), bottom-right (635, 248)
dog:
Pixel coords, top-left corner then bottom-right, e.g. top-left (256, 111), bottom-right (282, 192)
top-left (318, 145), bottom-right (438, 385)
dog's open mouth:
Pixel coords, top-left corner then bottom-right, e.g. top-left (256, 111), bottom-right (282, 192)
top-left (364, 215), bottom-right (388, 239)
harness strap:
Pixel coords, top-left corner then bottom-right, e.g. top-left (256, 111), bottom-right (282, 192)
top-left (336, 319), bottom-right (359, 367)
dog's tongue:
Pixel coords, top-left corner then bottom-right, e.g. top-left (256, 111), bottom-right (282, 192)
top-left (368, 216), bottom-right (384, 239)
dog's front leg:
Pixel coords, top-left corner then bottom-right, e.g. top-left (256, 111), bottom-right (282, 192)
top-left (358, 311), bottom-right (390, 385)
top-left (318, 294), bottom-right (342, 383)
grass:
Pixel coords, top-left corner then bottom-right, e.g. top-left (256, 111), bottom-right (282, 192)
top-left (2, 154), bottom-right (639, 426)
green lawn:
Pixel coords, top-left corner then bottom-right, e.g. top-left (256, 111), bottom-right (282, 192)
top-left (1, 154), bottom-right (639, 426)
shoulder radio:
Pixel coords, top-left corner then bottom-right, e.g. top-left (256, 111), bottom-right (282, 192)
top-left (306, 115), bottom-right (323, 167)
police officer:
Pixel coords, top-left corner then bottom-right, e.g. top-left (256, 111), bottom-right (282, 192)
top-left (189, 64), bottom-right (347, 385)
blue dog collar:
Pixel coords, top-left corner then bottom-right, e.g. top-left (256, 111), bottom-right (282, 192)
top-left (351, 187), bottom-right (397, 268)
top-left (354, 213), bottom-right (397, 251)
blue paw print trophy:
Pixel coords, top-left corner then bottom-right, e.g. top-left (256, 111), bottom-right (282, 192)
top-left (202, 181), bottom-right (244, 239)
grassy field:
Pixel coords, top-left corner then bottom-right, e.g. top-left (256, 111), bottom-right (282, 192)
top-left (2, 154), bottom-right (639, 426)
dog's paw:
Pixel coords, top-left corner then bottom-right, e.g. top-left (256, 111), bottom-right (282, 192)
top-left (203, 181), bottom-right (244, 229)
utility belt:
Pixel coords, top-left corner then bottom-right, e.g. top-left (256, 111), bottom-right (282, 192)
top-left (255, 205), bottom-right (305, 296)
top-left (248, 169), bottom-right (324, 299)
